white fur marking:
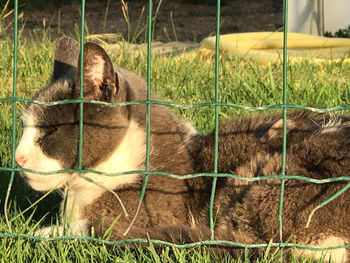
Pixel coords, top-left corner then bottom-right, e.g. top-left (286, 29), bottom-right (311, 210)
top-left (188, 209), bottom-right (196, 228)
top-left (312, 114), bottom-right (350, 134)
top-left (35, 220), bottom-right (89, 237)
top-left (296, 236), bottom-right (347, 263)
top-left (16, 115), bottom-right (66, 192)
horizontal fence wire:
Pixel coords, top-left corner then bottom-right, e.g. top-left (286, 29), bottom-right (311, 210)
top-left (4, 167), bottom-right (350, 183)
top-left (2, 232), bottom-right (350, 251)
top-left (2, 97), bottom-right (350, 112)
top-left (2, 0), bottom-right (350, 256)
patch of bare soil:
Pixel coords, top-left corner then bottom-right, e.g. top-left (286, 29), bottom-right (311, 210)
top-left (8, 0), bottom-right (283, 43)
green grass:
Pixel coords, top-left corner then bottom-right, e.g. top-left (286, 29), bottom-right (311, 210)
top-left (0, 31), bottom-right (350, 262)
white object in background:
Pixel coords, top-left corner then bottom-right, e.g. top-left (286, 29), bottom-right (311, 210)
top-left (324, 0), bottom-right (350, 34)
top-left (288, 0), bottom-right (321, 35)
top-left (288, 0), bottom-right (350, 36)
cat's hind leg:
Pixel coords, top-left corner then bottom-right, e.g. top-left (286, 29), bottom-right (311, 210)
top-left (293, 231), bottom-right (348, 263)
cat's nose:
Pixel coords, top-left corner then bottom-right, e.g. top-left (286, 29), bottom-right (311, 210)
top-left (15, 152), bottom-right (27, 168)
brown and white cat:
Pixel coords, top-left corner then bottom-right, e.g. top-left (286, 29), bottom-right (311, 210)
top-left (15, 37), bottom-right (350, 262)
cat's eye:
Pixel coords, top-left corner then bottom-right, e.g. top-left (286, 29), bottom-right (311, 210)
top-left (36, 126), bottom-right (58, 144)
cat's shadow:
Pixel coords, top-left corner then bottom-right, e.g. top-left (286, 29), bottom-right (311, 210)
top-left (0, 169), bottom-right (61, 226)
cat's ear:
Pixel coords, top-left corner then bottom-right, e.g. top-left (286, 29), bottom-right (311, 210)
top-left (74, 42), bottom-right (118, 101)
top-left (53, 37), bottom-right (80, 82)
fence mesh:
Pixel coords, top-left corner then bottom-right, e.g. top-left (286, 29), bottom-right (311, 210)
top-left (2, 0), bottom-right (350, 255)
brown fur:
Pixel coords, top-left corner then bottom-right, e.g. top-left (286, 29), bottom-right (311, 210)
top-left (87, 110), bottom-right (350, 261)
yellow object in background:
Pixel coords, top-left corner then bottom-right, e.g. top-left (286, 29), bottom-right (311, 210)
top-left (201, 32), bottom-right (350, 61)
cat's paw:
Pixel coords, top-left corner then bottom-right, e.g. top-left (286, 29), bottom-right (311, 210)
top-left (34, 221), bottom-right (90, 238)
top-left (34, 226), bottom-right (64, 238)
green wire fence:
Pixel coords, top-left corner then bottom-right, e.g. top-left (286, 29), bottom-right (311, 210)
top-left (3, 0), bottom-right (350, 256)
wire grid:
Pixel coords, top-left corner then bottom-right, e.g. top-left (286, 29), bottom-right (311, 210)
top-left (3, 0), bottom-right (350, 254)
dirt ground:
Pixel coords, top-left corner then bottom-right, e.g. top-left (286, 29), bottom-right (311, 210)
top-left (10, 0), bottom-right (283, 43)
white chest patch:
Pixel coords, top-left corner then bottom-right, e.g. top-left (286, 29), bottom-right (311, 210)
top-left (62, 119), bottom-right (146, 224)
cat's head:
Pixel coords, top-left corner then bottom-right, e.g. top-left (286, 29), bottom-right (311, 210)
top-left (15, 37), bottom-right (132, 191)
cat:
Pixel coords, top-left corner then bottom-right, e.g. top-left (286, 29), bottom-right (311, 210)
top-left (15, 36), bottom-right (350, 262)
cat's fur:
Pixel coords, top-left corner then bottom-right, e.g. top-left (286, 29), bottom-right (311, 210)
top-left (15, 37), bottom-right (350, 262)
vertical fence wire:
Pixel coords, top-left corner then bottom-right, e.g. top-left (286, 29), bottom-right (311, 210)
top-left (141, 0), bottom-right (152, 211)
top-left (4, 0), bottom-right (18, 232)
top-left (209, 0), bottom-right (221, 241)
top-left (278, 0), bottom-right (289, 242)
top-left (123, 0), bottom-right (153, 236)
top-left (78, 0), bottom-right (85, 182)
